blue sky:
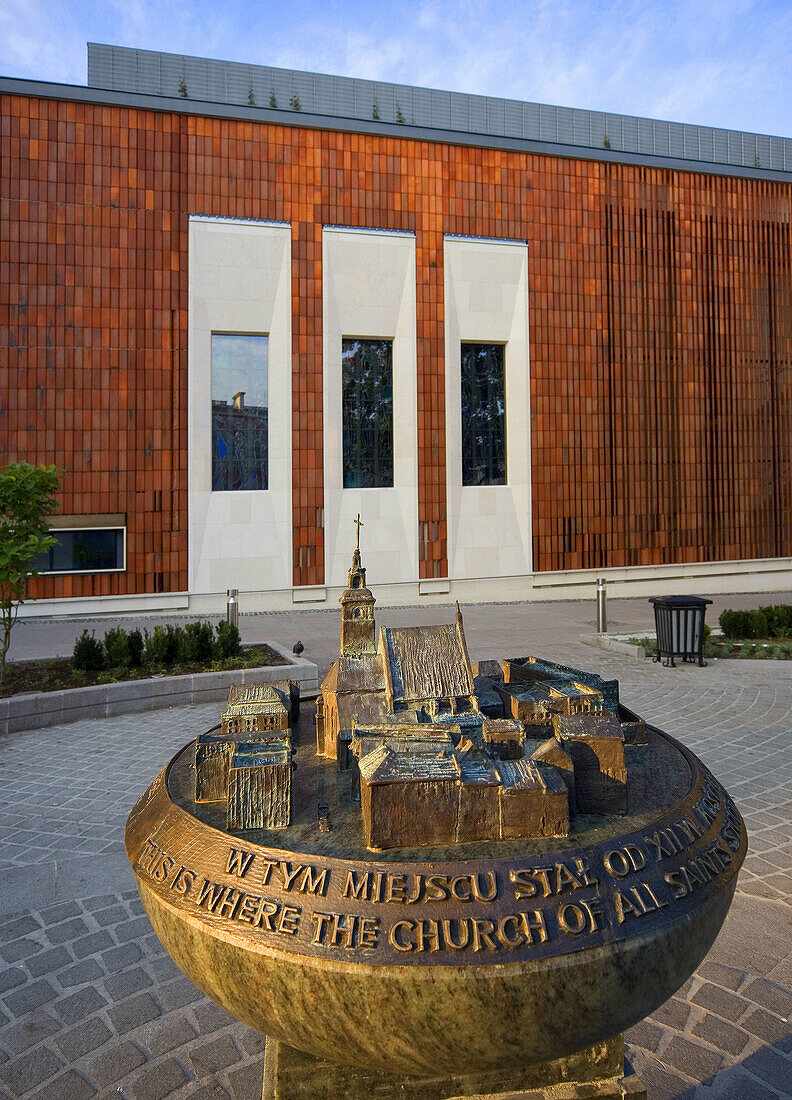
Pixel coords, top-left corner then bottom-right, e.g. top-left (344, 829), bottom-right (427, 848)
top-left (3, 0), bottom-right (791, 137)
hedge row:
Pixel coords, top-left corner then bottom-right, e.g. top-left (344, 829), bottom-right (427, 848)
top-left (72, 621), bottom-right (241, 671)
top-left (719, 604), bottom-right (792, 639)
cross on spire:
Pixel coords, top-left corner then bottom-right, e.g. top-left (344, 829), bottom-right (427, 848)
top-left (354, 513), bottom-right (364, 550)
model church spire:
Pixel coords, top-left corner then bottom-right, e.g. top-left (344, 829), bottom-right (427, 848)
top-left (339, 515), bottom-right (376, 656)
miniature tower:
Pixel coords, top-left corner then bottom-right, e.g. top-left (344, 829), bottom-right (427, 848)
top-left (339, 515), bottom-right (376, 657)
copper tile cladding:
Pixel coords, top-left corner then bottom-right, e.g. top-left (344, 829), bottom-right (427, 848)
top-left (1, 94), bottom-right (791, 595)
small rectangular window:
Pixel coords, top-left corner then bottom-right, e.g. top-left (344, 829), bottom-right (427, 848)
top-left (461, 343), bottom-right (506, 486)
top-left (32, 528), bottom-right (125, 573)
top-left (212, 333), bottom-right (268, 491)
top-left (342, 338), bottom-right (393, 488)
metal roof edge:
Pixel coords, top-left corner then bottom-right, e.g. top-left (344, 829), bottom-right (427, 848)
top-left (2, 75), bottom-right (791, 184)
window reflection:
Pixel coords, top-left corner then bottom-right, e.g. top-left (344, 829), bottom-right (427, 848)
top-left (212, 334), bottom-right (268, 491)
top-left (342, 339), bottom-right (394, 488)
top-left (461, 343), bottom-right (506, 485)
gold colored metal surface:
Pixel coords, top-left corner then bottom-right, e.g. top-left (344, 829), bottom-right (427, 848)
top-left (126, 721), bottom-right (745, 1074)
top-left (124, 522), bottom-right (746, 1079)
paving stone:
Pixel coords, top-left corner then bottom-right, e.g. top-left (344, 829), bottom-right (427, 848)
top-left (137, 1016), bottom-right (198, 1057)
top-left (157, 977), bottom-right (203, 1011)
top-left (745, 1046), bottom-right (792, 1092)
top-left (185, 1087), bottom-right (231, 1100)
top-left (56, 958), bottom-right (104, 989)
top-left (45, 917), bottom-right (89, 945)
top-left (742, 1006), bottom-right (792, 1046)
top-left (92, 904), bottom-right (128, 927)
top-left (82, 894), bottom-right (120, 912)
top-left (55, 1016), bottom-right (113, 1061)
top-left (86, 1039), bottom-right (146, 1086)
top-left (662, 1035), bottom-right (724, 1082)
top-left (0, 1045), bottom-right (65, 1095)
top-left (101, 942), bottom-right (143, 973)
top-left (716, 1068), bottom-right (786, 1100)
top-left (30, 1069), bottom-right (97, 1100)
top-left (114, 916), bottom-right (153, 944)
top-left (104, 967), bottom-right (152, 999)
top-left (0, 1011), bottom-right (61, 1056)
top-left (0, 916), bottom-right (41, 942)
top-left (0, 938), bottom-right (44, 964)
top-left (742, 977), bottom-right (792, 1018)
top-left (108, 992), bottom-right (162, 1034)
top-left (649, 996), bottom-right (691, 1031)
top-left (630, 1058), bottom-right (692, 1100)
top-left (227, 1063), bottom-right (262, 1097)
top-left (71, 931), bottom-right (114, 959)
top-left (26, 946), bottom-right (72, 979)
top-left (692, 1014), bottom-right (750, 1055)
top-left (3, 979), bottom-right (57, 1016)
top-left (189, 1034), bottom-right (241, 1075)
top-left (689, 982), bottom-right (747, 1022)
top-left (624, 1020), bottom-right (663, 1053)
top-left (147, 956), bottom-right (182, 983)
top-left (192, 1002), bottom-right (237, 1035)
top-left (0, 967), bottom-right (25, 995)
top-left (53, 986), bottom-right (108, 1024)
top-left (38, 902), bottom-right (81, 924)
top-left (126, 1056), bottom-right (189, 1100)
top-left (238, 1029), bottom-right (267, 1055)
top-left (696, 961), bottom-right (746, 992)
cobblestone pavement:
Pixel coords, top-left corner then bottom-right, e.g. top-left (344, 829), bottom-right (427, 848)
top-left (1, 617), bottom-right (791, 1098)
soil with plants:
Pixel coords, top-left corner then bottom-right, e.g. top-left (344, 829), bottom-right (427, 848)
top-left (630, 603), bottom-right (792, 660)
top-left (0, 621), bottom-right (283, 699)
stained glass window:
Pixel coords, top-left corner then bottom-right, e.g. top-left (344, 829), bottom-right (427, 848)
top-left (461, 343), bottom-right (506, 485)
top-left (342, 339), bottom-right (393, 488)
top-left (211, 334), bottom-right (268, 491)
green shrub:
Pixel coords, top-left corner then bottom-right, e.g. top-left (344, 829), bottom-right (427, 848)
top-left (144, 624), bottom-right (182, 666)
top-left (760, 604), bottom-right (792, 638)
top-left (103, 627), bottom-right (131, 668)
top-left (179, 621), bottom-right (215, 663)
top-left (738, 642), bottom-right (754, 658)
top-left (72, 630), bottom-right (105, 671)
top-left (215, 620), bottom-right (241, 659)
top-left (720, 609), bottom-right (752, 638)
top-left (127, 629), bottom-right (144, 667)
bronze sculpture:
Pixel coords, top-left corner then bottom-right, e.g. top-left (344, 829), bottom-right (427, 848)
top-left (126, 519), bottom-right (746, 1098)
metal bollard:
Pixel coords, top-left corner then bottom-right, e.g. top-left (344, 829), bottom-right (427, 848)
top-left (226, 588), bottom-right (239, 629)
top-left (596, 577), bottom-right (607, 633)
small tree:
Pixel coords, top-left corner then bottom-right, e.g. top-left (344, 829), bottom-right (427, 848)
top-left (0, 463), bottom-right (60, 684)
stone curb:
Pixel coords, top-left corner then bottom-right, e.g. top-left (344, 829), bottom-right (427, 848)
top-left (0, 642), bottom-right (319, 737)
top-left (579, 633), bottom-right (646, 659)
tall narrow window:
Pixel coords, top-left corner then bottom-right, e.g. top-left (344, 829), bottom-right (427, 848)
top-left (211, 334), bottom-right (268, 491)
top-left (342, 338), bottom-right (393, 488)
top-left (461, 343), bottom-right (506, 485)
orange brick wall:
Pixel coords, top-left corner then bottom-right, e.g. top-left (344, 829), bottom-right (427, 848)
top-left (1, 94), bottom-right (791, 596)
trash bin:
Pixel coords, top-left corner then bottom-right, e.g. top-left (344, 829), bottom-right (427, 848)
top-left (648, 596), bottom-right (712, 668)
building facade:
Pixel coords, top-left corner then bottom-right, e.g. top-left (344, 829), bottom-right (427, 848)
top-left (2, 45), bottom-right (792, 615)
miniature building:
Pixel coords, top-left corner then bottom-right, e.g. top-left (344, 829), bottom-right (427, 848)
top-left (482, 717), bottom-right (525, 760)
top-left (552, 713), bottom-right (627, 815)
top-left (227, 743), bottom-right (291, 830)
top-left (195, 680), bottom-right (297, 830)
top-left (195, 733), bottom-right (235, 803)
top-left (221, 683), bottom-right (291, 737)
top-left (317, 532), bottom-right (639, 849)
top-left (497, 760), bottom-right (570, 839)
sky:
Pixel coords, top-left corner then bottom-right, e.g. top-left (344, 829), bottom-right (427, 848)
top-left (2, 0), bottom-right (792, 138)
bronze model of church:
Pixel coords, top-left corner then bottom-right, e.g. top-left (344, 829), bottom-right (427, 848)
top-left (194, 682), bottom-right (297, 830)
top-left (315, 520), bottom-right (643, 850)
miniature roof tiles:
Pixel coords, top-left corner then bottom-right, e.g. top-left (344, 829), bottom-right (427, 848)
top-left (382, 624), bottom-right (473, 702)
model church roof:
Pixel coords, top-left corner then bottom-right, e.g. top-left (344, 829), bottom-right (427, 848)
top-left (381, 623), bottom-right (474, 704)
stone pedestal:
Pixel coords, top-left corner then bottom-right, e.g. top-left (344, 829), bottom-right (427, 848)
top-left (261, 1036), bottom-right (646, 1099)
